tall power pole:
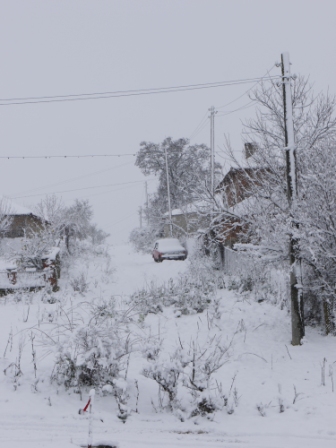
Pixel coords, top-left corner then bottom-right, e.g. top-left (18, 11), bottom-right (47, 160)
top-left (281, 52), bottom-right (304, 346)
top-left (138, 206), bottom-right (143, 229)
top-left (145, 181), bottom-right (149, 225)
top-left (209, 106), bottom-right (217, 197)
top-left (164, 145), bottom-right (173, 237)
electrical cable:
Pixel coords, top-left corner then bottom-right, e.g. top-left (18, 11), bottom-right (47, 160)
top-left (216, 64), bottom-right (277, 110)
top-left (107, 212), bottom-right (138, 228)
top-left (189, 117), bottom-right (210, 141)
top-left (0, 75), bottom-right (281, 106)
top-left (9, 178), bottom-right (155, 199)
top-left (15, 161), bottom-right (134, 195)
top-left (216, 100), bottom-right (256, 117)
top-left (189, 111), bottom-right (209, 140)
top-left (0, 153), bottom-right (136, 160)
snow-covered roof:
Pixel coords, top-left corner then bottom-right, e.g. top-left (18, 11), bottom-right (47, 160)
top-left (0, 197), bottom-right (36, 216)
top-left (227, 196), bottom-right (256, 217)
top-left (164, 201), bottom-right (210, 217)
top-left (0, 258), bottom-right (17, 272)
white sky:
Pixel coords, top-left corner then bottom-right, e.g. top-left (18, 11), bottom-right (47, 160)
top-left (0, 0), bottom-right (335, 243)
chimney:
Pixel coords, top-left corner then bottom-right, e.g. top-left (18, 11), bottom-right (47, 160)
top-left (244, 142), bottom-right (257, 160)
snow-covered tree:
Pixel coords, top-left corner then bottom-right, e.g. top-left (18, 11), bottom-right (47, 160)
top-left (0, 198), bottom-right (13, 239)
top-left (136, 137), bottom-right (222, 230)
top-left (219, 77), bottom-right (336, 336)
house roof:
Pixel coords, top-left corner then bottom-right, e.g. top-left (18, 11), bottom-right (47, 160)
top-left (0, 197), bottom-right (38, 216)
top-left (164, 200), bottom-right (210, 217)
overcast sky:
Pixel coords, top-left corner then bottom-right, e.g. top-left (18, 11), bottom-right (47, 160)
top-left (0, 0), bottom-right (335, 244)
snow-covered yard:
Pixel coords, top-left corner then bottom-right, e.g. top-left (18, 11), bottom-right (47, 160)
top-left (0, 243), bottom-right (335, 448)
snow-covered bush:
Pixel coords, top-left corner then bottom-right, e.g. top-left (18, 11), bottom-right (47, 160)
top-left (69, 271), bottom-right (89, 295)
top-left (142, 331), bottom-right (233, 419)
top-left (51, 297), bottom-right (133, 391)
top-left (130, 256), bottom-right (224, 316)
top-left (52, 325), bottom-right (121, 388)
top-left (179, 335), bottom-right (232, 418)
top-left (225, 253), bottom-right (289, 308)
top-left (143, 352), bottom-right (182, 412)
top-left (129, 226), bottom-right (159, 254)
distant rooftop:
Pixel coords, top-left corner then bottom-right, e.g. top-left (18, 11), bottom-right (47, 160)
top-left (0, 197), bottom-right (36, 216)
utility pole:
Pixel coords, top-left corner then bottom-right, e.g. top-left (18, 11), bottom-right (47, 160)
top-left (145, 181), bottom-right (149, 210)
top-left (138, 206), bottom-right (143, 229)
top-left (281, 52), bottom-right (304, 346)
top-left (209, 106), bottom-right (217, 197)
top-left (145, 181), bottom-right (149, 225)
top-left (164, 145), bottom-right (173, 237)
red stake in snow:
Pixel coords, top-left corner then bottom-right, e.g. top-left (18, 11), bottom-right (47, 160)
top-left (78, 397), bottom-right (91, 414)
top-left (78, 389), bottom-right (95, 448)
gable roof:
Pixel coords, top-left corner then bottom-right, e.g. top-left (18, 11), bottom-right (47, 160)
top-left (0, 197), bottom-right (37, 216)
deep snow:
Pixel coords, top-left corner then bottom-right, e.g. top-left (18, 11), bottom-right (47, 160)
top-left (0, 243), bottom-right (335, 448)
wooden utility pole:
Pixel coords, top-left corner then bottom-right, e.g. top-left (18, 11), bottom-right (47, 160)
top-left (209, 106), bottom-right (217, 197)
top-left (145, 181), bottom-right (149, 225)
top-left (164, 145), bottom-right (173, 237)
top-left (281, 52), bottom-right (304, 345)
top-left (138, 206), bottom-right (143, 229)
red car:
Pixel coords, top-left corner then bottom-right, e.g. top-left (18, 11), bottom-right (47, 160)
top-left (152, 238), bottom-right (187, 262)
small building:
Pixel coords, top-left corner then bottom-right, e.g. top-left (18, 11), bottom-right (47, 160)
top-left (1, 199), bottom-right (46, 238)
top-left (163, 202), bottom-right (211, 238)
top-left (0, 198), bottom-right (60, 293)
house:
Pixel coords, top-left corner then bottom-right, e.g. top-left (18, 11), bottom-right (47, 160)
top-left (163, 202), bottom-right (211, 238)
top-left (0, 198), bottom-right (46, 238)
top-left (0, 198), bottom-right (60, 293)
top-left (214, 167), bottom-right (268, 246)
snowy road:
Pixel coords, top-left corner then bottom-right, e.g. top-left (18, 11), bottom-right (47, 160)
top-left (111, 243), bottom-right (190, 296)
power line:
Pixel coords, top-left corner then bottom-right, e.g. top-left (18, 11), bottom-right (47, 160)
top-left (9, 179), bottom-right (155, 199)
top-left (0, 75), bottom-right (281, 106)
top-left (189, 111), bottom-right (209, 140)
top-left (216, 64), bottom-right (277, 110)
top-left (190, 118), bottom-right (209, 140)
top-left (0, 153), bottom-right (136, 160)
top-left (189, 101), bottom-right (255, 142)
top-left (78, 182), bottom-right (141, 201)
top-left (216, 100), bottom-right (256, 117)
top-left (107, 212), bottom-right (138, 228)
top-left (15, 161), bottom-right (133, 196)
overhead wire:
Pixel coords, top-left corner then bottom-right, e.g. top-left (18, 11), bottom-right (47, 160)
top-left (77, 182), bottom-right (147, 201)
top-left (107, 212), bottom-right (138, 228)
top-left (216, 64), bottom-right (277, 110)
top-left (188, 68), bottom-right (276, 142)
top-left (216, 100), bottom-right (256, 117)
top-left (188, 66), bottom-right (277, 154)
top-left (0, 153), bottom-right (136, 159)
top-left (189, 118), bottom-right (209, 141)
top-left (15, 161), bottom-right (134, 196)
top-left (0, 75), bottom-right (281, 106)
top-left (189, 111), bottom-right (209, 140)
top-left (9, 179), bottom-right (155, 199)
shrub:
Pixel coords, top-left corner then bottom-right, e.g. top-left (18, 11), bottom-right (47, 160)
top-left (129, 227), bottom-right (160, 254)
top-left (130, 256), bottom-right (224, 316)
top-left (51, 297), bottom-right (132, 391)
top-left (70, 272), bottom-right (89, 295)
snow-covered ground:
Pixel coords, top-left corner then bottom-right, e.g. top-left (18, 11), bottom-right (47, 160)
top-left (0, 243), bottom-right (336, 448)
